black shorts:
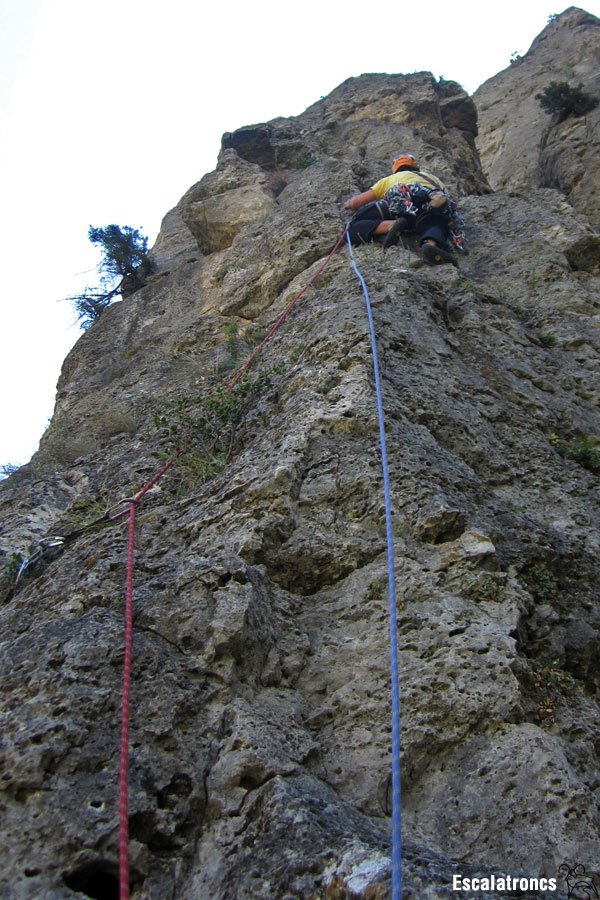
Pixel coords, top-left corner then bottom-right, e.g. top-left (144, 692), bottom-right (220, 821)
top-left (347, 200), bottom-right (392, 245)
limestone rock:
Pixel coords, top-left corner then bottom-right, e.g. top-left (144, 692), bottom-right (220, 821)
top-left (180, 150), bottom-right (276, 254)
top-left (1, 30), bottom-right (599, 900)
top-left (474, 8), bottom-right (600, 225)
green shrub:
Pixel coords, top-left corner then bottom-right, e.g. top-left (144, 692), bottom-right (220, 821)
top-left (219, 321), bottom-right (242, 368)
top-left (536, 81), bottom-right (598, 121)
top-left (294, 149), bottom-right (315, 168)
top-left (537, 331), bottom-right (556, 347)
top-left (471, 575), bottom-right (506, 602)
top-left (549, 433), bottom-right (600, 474)
top-left (58, 497), bottom-right (110, 530)
top-left (3, 552), bottom-right (23, 581)
top-left (153, 366), bottom-right (282, 489)
top-left (526, 564), bottom-right (559, 602)
top-left (563, 438), bottom-right (600, 473)
top-left (247, 327), bottom-right (267, 346)
top-left (365, 578), bottom-right (386, 603)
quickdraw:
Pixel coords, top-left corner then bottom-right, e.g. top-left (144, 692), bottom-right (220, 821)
top-left (16, 536), bottom-right (66, 582)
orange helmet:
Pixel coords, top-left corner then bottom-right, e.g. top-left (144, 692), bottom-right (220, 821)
top-left (392, 153), bottom-right (419, 173)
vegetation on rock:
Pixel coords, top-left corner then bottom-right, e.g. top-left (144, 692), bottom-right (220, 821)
top-left (535, 80), bottom-right (598, 121)
top-left (68, 224), bottom-right (154, 329)
top-left (153, 363), bottom-right (284, 492)
top-left (549, 432), bottom-right (600, 474)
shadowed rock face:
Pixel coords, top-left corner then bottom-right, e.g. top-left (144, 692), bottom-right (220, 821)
top-left (1, 22), bottom-right (599, 900)
top-left (474, 7), bottom-right (600, 226)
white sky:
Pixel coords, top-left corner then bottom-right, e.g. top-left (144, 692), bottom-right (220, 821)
top-left (1, 0), bottom-right (598, 468)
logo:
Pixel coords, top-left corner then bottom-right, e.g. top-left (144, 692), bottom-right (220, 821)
top-left (559, 864), bottom-right (599, 900)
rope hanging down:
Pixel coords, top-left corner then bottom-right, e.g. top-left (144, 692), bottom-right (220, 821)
top-left (116, 466), bottom-right (185, 899)
top-left (115, 230), bottom-right (348, 899)
top-left (345, 232), bottom-right (403, 899)
top-left (119, 500), bottom-right (137, 900)
top-left (14, 227), bottom-right (396, 898)
top-left (115, 452), bottom-right (185, 899)
top-left (9, 226), bottom-right (355, 899)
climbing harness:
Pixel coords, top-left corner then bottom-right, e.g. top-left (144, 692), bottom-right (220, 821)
top-left (346, 231), bottom-right (403, 899)
top-left (385, 181), bottom-right (467, 253)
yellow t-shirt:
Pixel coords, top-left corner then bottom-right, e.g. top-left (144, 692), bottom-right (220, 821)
top-left (371, 170), bottom-right (446, 199)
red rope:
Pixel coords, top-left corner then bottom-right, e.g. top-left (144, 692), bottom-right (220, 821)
top-left (227, 227), bottom-right (348, 391)
top-left (134, 452), bottom-right (181, 504)
top-left (118, 500), bottom-right (136, 900)
top-left (115, 228), bottom-right (348, 893)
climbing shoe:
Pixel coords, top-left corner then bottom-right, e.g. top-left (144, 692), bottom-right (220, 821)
top-left (382, 217), bottom-right (409, 251)
top-left (422, 242), bottom-right (457, 266)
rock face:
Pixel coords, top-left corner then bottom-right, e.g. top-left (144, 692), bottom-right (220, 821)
top-left (474, 7), bottom-right (600, 226)
top-left (1, 17), bottom-right (600, 900)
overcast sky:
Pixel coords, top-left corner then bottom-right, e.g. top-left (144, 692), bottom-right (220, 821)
top-left (2, 0), bottom-right (598, 469)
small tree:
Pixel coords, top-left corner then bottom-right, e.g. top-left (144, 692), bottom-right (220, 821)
top-left (88, 225), bottom-right (150, 285)
top-left (536, 81), bottom-right (598, 121)
top-left (0, 463), bottom-right (20, 480)
top-left (68, 225), bottom-right (154, 329)
top-left (71, 287), bottom-right (121, 328)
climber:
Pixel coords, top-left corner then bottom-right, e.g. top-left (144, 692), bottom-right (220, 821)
top-left (343, 153), bottom-right (466, 264)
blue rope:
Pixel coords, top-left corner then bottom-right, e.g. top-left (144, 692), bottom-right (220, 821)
top-left (345, 232), bottom-right (403, 898)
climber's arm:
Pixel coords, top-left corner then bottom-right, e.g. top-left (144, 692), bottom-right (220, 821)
top-left (344, 189), bottom-right (377, 211)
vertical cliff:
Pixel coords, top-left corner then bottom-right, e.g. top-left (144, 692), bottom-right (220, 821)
top-left (474, 7), bottom-right (600, 227)
top-left (1, 16), bottom-right (599, 899)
